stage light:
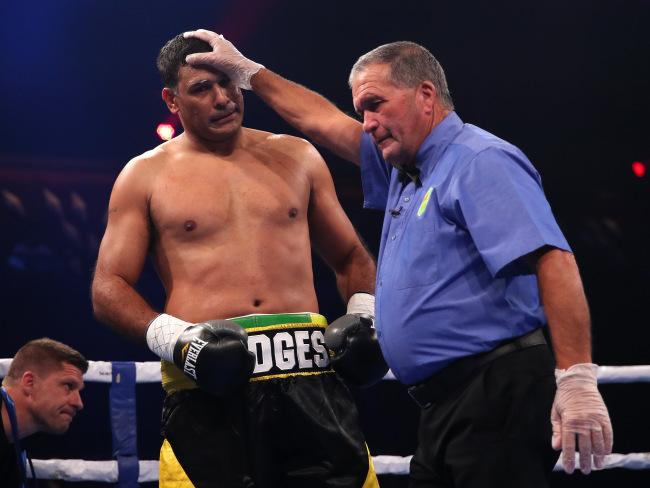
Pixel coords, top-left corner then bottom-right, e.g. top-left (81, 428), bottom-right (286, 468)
top-left (156, 123), bottom-right (175, 141)
top-left (631, 161), bottom-right (646, 178)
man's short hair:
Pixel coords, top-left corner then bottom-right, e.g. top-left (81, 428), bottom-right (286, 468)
top-left (157, 34), bottom-right (212, 88)
top-left (5, 338), bottom-right (88, 383)
top-left (349, 41), bottom-right (454, 110)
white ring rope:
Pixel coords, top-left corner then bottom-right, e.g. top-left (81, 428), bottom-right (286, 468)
top-left (3, 360), bottom-right (650, 384)
top-left (24, 453), bottom-right (650, 482)
top-left (0, 359), bottom-right (163, 383)
top-left (383, 365), bottom-right (650, 383)
top-left (28, 459), bottom-right (159, 483)
top-left (1, 359), bottom-right (648, 480)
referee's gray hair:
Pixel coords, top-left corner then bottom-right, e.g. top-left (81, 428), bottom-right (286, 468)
top-left (349, 41), bottom-right (454, 110)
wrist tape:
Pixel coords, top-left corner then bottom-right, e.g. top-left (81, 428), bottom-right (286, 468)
top-left (145, 313), bottom-right (193, 362)
top-left (347, 293), bottom-right (375, 319)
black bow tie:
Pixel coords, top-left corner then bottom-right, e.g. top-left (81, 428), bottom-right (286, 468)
top-left (397, 165), bottom-right (421, 186)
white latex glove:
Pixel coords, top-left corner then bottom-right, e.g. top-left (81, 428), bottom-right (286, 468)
top-left (551, 363), bottom-right (613, 474)
top-left (183, 29), bottom-right (264, 90)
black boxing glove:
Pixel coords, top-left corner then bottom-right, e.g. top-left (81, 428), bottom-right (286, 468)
top-left (325, 293), bottom-right (389, 388)
top-left (146, 314), bottom-right (254, 396)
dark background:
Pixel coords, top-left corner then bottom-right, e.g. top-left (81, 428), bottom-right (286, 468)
top-left (1, 0), bottom-right (648, 486)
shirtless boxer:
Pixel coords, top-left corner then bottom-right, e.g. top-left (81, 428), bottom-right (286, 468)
top-left (91, 34), bottom-right (384, 488)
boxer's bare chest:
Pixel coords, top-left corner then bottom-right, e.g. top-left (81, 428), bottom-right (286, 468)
top-left (149, 151), bottom-right (311, 244)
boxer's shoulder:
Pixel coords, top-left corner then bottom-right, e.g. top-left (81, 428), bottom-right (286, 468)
top-left (123, 141), bottom-right (172, 175)
top-left (111, 143), bottom-right (178, 204)
top-left (126, 136), bottom-right (198, 185)
top-left (243, 127), bottom-right (315, 155)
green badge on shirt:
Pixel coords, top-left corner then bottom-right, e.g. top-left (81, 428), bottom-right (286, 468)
top-left (417, 187), bottom-right (434, 218)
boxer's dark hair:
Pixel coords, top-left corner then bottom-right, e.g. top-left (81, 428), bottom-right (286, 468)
top-left (5, 338), bottom-right (88, 383)
top-left (157, 34), bottom-right (212, 88)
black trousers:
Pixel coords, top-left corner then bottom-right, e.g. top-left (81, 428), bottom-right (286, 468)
top-left (409, 345), bottom-right (557, 488)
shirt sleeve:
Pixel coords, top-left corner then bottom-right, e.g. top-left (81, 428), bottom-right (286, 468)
top-left (359, 132), bottom-right (391, 210)
top-left (451, 146), bottom-right (571, 276)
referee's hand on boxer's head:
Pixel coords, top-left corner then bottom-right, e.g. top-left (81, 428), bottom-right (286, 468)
top-left (183, 29), bottom-right (264, 90)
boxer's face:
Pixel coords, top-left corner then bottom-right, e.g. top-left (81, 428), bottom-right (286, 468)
top-left (163, 64), bottom-right (244, 142)
top-left (352, 63), bottom-right (430, 168)
top-left (30, 362), bottom-right (84, 435)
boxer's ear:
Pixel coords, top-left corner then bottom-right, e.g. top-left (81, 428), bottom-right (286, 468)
top-left (162, 87), bottom-right (180, 114)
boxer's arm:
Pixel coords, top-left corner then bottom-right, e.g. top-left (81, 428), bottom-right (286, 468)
top-left (91, 158), bottom-right (157, 342)
top-left (304, 141), bottom-right (376, 300)
top-left (184, 29), bottom-right (363, 165)
top-left (251, 69), bottom-right (363, 165)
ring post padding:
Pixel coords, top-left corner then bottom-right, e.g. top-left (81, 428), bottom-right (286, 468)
top-left (110, 362), bottom-right (139, 488)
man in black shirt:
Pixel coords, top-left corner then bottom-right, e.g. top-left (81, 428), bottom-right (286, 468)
top-left (1, 338), bottom-right (87, 487)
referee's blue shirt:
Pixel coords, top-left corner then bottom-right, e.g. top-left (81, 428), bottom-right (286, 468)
top-left (360, 112), bottom-right (571, 385)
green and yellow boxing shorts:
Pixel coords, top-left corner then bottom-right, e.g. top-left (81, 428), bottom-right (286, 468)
top-left (159, 312), bottom-right (379, 488)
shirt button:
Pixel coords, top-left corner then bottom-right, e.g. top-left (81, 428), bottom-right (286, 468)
top-left (404, 197), bottom-right (410, 202)
top-left (379, 280), bottom-right (383, 287)
top-left (391, 235), bottom-right (396, 240)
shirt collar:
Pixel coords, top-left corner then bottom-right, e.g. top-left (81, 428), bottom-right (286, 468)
top-left (412, 111), bottom-right (464, 181)
top-left (397, 165), bottom-right (422, 186)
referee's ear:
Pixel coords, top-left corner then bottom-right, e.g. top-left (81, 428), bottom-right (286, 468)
top-left (417, 80), bottom-right (436, 116)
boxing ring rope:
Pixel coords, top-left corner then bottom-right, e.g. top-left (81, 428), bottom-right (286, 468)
top-left (1, 359), bottom-right (649, 482)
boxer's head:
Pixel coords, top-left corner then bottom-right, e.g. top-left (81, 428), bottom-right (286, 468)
top-left (349, 42), bottom-right (453, 169)
top-left (158, 34), bottom-right (244, 143)
top-left (4, 338), bottom-right (87, 437)
top-left (157, 34), bottom-right (212, 89)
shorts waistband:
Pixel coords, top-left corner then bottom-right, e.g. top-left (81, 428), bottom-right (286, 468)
top-left (407, 328), bottom-right (547, 409)
top-left (228, 312), bottom-right (328, 330)
top-left (161, 312), bottom-right (332, 393)
top-left (241, 312), bottom-right (332, 382)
